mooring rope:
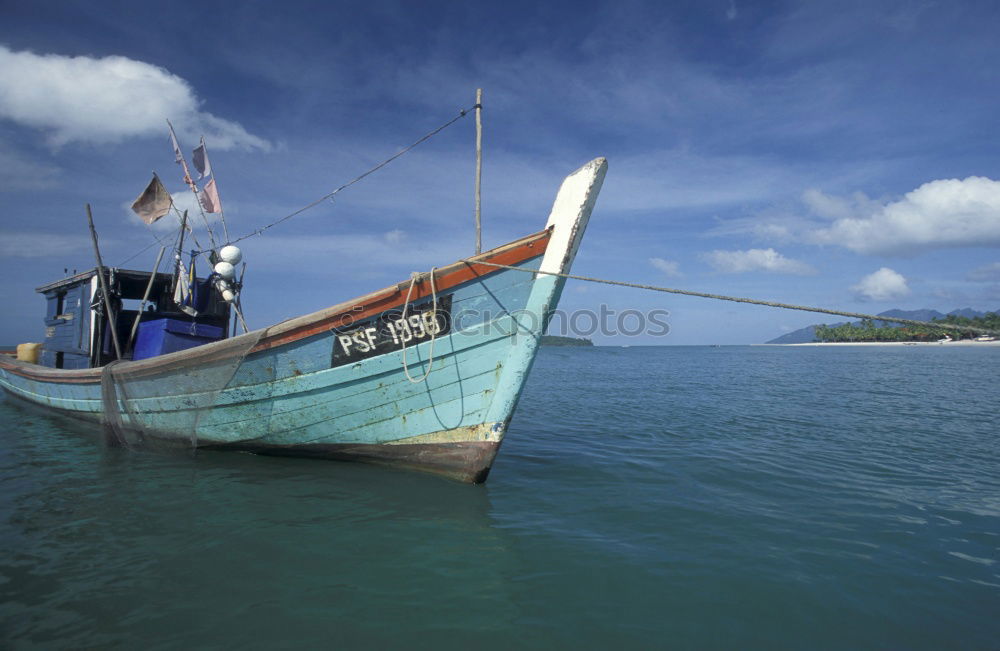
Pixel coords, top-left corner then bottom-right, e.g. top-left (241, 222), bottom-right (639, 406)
top-left (400, 268), bottom-right (439, 383)
top-left (468, 260), bottom-right (1000, 337)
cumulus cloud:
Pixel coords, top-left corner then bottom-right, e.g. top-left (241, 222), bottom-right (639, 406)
top-left (649, 257), bottom-right (682, 277)
top-left (0, 45), bottom-right (269, 150)
top-left (851, 267), bottom-right (910, 301)
top-left (801, 188), bottom-right (882, 221)
top-left (703, 248), bottom-right (815, 274)
top-left (809, 177), bottom-right (1000, 254)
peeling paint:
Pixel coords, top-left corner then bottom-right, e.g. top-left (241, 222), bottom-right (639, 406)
top-left (388, 421), bottom-right (505, 445)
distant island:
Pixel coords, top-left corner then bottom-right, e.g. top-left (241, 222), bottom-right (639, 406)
top-left (767, 308), bottom-right (1000, 344)
top-left (540, 335), bottom-right (594, 347)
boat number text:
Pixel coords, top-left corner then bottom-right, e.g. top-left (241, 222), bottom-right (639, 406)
top-left (330, 295), bottom-right (452, 367)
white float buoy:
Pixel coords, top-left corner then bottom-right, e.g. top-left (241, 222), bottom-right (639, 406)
top-left (218, 245), bottom-right (242, 265)
top-left (214, 261), bottom-right (236, 280)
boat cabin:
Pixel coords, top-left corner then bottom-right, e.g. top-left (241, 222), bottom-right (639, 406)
top-left (36, 268), bottom-right (231, 369)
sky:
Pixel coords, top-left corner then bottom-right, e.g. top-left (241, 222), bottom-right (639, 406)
top-left (1, 0), bottom-right (999, 345)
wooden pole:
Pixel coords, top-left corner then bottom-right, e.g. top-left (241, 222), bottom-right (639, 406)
top-left (234, 262), bottom-right (248, 336)
top-left (172, 210), bottom-right (189, 297)
top-left (167, 120), bottom-right (218, 250)
top-left (203, 138), bottom-right (231, 244)
top-left (474, 88), bottom-right (483, 255)
top-left (86, 204), bottom-right (123, 361)
top-left (232, 303), bottom-right (250, 334)
top-left (126, 245), bottom-right (166, 353)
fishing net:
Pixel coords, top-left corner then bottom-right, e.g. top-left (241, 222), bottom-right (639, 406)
top-left (100, 328), bottom-right (270, 451)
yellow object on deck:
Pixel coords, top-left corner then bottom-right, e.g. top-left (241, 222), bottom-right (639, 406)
top-left (16, 343), bottom-right (42, 364)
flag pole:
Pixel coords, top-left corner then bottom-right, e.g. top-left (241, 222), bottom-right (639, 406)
top-left (86, 204), bottom-right (123, 361)
top-left (234, 262), bottom-right (248, 336)
top-left (474, 88), bottom-right (483, 255)
top-left (199, 137), bottom-right (230, 243)
top-left (167, 119), bottom-right (218, 250)
top-left (173, 210), bottom-right (189, 296)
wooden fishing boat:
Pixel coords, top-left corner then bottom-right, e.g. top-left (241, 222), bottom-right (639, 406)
top-left (0, 158), bottom-right (607, 482)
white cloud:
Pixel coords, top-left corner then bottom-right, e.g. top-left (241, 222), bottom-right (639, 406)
top-left (0, 46), bottom-right (269, 150)
top-left (703, 248), bottom-right (815, 274)
top-left (851, 267), bottom-right (910, 301)
top-left (801, 188), bottom-right (882, 221)
top-left (809, 177), bottom-right (1000, 254)
top-left (649, 257), bottom-right (682, 277)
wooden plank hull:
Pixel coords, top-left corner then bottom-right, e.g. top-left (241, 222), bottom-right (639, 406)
top-left (0, 158), bottom-right (607, 482)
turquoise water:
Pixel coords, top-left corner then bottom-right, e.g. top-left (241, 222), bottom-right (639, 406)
top-left (2, 346), bottom-right (998, 649)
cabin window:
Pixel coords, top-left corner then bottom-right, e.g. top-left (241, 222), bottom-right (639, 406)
top-left (55, 351), bottom-right (64, 369)
top-left (56, 292), bottom-right (65, 316)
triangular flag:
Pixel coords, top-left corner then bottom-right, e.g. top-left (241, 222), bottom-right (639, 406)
top-left (130, 175), bottom-right (172, 224)
top-left (199, 178), bottom-right (223, 213)
top-left (192, 136), bottom-right (212, 180)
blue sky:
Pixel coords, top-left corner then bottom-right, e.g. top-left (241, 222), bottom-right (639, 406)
top-left (1, 0), bottom-right (999, 345)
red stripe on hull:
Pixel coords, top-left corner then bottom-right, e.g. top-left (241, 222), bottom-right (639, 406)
top-left (0, 229), bottom-right (551, 385)
top-left (253, 229), bottom-right (550, 352)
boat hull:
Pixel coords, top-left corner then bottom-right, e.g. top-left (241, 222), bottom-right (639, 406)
top-left (0, 158), bottom-right (607, 482)
top-left (225, 439), bottom-right (502, 483)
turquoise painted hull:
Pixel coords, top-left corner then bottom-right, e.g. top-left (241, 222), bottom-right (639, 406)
top-left (0, 158), bottom-right (607, 482)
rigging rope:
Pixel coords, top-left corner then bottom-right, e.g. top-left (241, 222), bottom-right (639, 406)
top-left (117, 105), bottom-right (472, 264)
top-left (117, 204), bottom-right (204, 267)
top-left (117, 233), bottom-right (171, 267)
top-left (468, 260), bottom-right (1000, 337)
top-left (226, 105), bottom-right (476, 247)
top-left (400, 268), bottom-right (439, 383)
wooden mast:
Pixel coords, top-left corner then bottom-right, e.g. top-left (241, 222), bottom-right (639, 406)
top-left (474, 88), bottom-right (483, 255)
top-left (86, 204), bottom-right (123, 361)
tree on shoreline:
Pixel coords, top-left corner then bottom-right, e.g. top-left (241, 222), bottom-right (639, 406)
top-left (814, 313), bottom-right (999, 342)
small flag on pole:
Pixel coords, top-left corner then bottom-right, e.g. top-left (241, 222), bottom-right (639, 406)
top-left (199, 178), bottom-right (222, 213)
top-left (192, 136), bottom-right (223, 213)
top-left (192, 136), bottom-right (212, 180)
top-left (168, 120), bottom-right (184, 165)
top-left (130, 174), bottom-right (172, 224)
top-left (166, 119), bottom-right (196, 190)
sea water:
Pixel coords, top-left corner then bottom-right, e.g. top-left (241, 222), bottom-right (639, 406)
top-left (1, 346), bottom-right (998, 649)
